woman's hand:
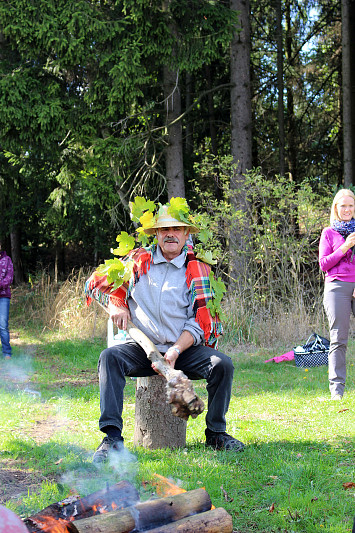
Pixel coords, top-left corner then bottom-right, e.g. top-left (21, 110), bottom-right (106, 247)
top-left (340, 232), bottom-right (355, 254)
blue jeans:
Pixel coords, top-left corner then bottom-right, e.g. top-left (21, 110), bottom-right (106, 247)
top-left (97, 341), bottom-right (234, 435)
top-left (0, 297), bottom-right (11, 357)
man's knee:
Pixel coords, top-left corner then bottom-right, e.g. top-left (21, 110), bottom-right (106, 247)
top-left (212, 353), bottom-right (234, 376)
top-left (98, 346), bottom-right (122, 372)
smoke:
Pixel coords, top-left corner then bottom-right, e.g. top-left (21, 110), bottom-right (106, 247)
top-left (1, 354), bottom-right (41, 398)
top-left (60, 446), bottom-right (138, 496)
top-left (2, 355), bottom-right (139, 500)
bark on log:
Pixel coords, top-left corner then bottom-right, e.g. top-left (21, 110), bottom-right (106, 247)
top-left (134, 375), bottom-right (187, 449)
top-left (68, 488), bottom-right (211, 533)
top-left (24, 482), bottom-right (139, 533)
top-left (142, 507), bottom-right (233, 533)
top-left (126, 319), bottom-right (204, 421)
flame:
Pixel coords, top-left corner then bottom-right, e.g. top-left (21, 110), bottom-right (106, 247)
top-left (32, 516), bottom-right (72, 533)
top-left (151, 474), bottom-right (187, 496)
top-left (33, 501), bottom-right (114, 532)
top-left (150, 474), bottom-right (215, 509)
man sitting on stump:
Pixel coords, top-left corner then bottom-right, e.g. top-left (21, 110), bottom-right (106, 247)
top-left (86, 199), bottom-right (245, 462)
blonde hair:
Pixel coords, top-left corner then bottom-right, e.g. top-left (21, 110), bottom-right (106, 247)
top-left (330, 189), bottom-right (355, 223)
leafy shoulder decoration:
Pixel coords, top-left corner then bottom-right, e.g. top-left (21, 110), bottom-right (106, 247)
top-left (95, 196), bottom-right (226, 316)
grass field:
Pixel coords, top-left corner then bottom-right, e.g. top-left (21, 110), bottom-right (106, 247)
top-left (0, 311), bottom-right (354, 532)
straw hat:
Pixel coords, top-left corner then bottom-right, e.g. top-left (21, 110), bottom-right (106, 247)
top-left (143, 206), bottom-right (199, 235)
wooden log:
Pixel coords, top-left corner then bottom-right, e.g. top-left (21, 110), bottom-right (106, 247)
top-left (142, 507), bottom-right (233, 533)
top-left (24, 481), bottom-right (139, 533)
top-left (134, 375), bottom-right (187, 449)
top-left (126, 319), bottom-right (205, 420)
top-left (68, 488), bottom-right (211, 533)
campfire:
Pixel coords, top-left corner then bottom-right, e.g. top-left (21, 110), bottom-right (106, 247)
top-left (23, 476), bottom-right (233, 533)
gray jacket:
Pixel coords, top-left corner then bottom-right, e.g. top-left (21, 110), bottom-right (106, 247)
top-left (128, 246), bottom-right (204, 352)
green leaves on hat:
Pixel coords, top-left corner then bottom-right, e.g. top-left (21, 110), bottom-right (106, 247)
top-left (167, 197), bottom-right (190, 224)
top-left (94, 195), bottom-right (226, 316)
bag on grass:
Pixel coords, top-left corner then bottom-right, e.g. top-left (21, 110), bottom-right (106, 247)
top-left (293, 332), bottom-right (329, 368)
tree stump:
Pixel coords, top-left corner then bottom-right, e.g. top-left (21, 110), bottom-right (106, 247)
top-left (133, 375), bottom-right (187, 449)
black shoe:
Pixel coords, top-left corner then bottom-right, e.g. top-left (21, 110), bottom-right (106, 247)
top-left (205, 431), bottom-right (245, 452)
top-left (93, 436), bottom-right (124, 463)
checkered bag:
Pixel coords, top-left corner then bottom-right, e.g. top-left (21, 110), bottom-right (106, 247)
top-left (293, 333), bottom-right (329, 368)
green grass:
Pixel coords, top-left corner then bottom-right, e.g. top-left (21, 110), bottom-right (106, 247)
top-left (0, 326), bottom-right (354, 532)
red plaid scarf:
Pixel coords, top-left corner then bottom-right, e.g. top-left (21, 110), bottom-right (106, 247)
top-left (85, 245), bottom-right (223, 347)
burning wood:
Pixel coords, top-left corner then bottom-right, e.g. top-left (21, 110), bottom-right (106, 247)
top-left (67, 488), bottom-right (213, 533)
top-left (138, 507), bottom-right (233, 533)
top-left (23, 480), bottom-right (233, 533)
top-left (23, 481), bottom-right (139, 533)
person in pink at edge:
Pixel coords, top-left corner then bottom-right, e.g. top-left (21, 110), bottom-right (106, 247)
top-left (319, 189), bottom-right (355, 401)
top-left (0, 505), bottom-right (29, 533)
top-left (0, 244), bottom-right (14, 360)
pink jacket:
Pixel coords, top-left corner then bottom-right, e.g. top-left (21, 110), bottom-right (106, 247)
top-left (319, 227), bottom-right (355, 282)
top-left (0, 251), bottom-right (13, 298)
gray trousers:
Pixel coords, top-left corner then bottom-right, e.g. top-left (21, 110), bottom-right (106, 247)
top-left (97, 341), bottom-right (234, 435)
top-left (323, 280), bottom-right (355, 396)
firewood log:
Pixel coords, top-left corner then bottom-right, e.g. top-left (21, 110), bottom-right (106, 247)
top-left (24, 481), bottom-right (139, 533)
top-left (126, 319), bottom-right (204, 420)
top-left (141, 507), bottom-right (233, 533)
top-left (68, 488), bottom-right (212, 533)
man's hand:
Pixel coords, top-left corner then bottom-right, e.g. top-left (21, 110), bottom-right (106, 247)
top-left (109, 303), bottom-right (131, 330)
top-left (153, 331), bottom-right (194, 372)
top-left (163, 346), bottom-right (180, 369)
top-left (151, 346), bottom-right (180, 374)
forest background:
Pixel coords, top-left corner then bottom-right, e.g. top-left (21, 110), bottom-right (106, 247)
top-left (1, 0), bottom-right (355, 296)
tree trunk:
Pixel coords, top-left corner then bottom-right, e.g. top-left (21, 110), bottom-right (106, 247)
top-left (275, 0), bottom-right (285, 177)
top-left (162, 0), bottom-right (185, 200)
top-left (204, 64), bottom-right (222, 200)
top-left (230, 0), bottom-right (252, 175)
top-left (10, 226), bottom-right (24, 284)
top-left (134, 376), bottom-right (187, 449)
top-left (185, 71), bottom-right (193, 157)
top-left (54, 240), bottom-right (65, 282)
top-left (230, 0), bottom-right (252, 282)
top-left (342, 0), bottom-right (355, 187)
top-left (205, 65), bottom-right (218, 157)
top-left (285, 0), bottom-right (297, 182)
top-left (163, 64), bottom-right (185, 199)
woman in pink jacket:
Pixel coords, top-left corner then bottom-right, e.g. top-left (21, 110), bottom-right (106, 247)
top-left (0, 246), bottom-right (13, 359)
top-left (319, 189), bottom-right (355, 400)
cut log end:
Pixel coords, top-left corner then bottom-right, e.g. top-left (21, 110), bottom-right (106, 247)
top-left (166, 376), bottom-right (205, 420)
